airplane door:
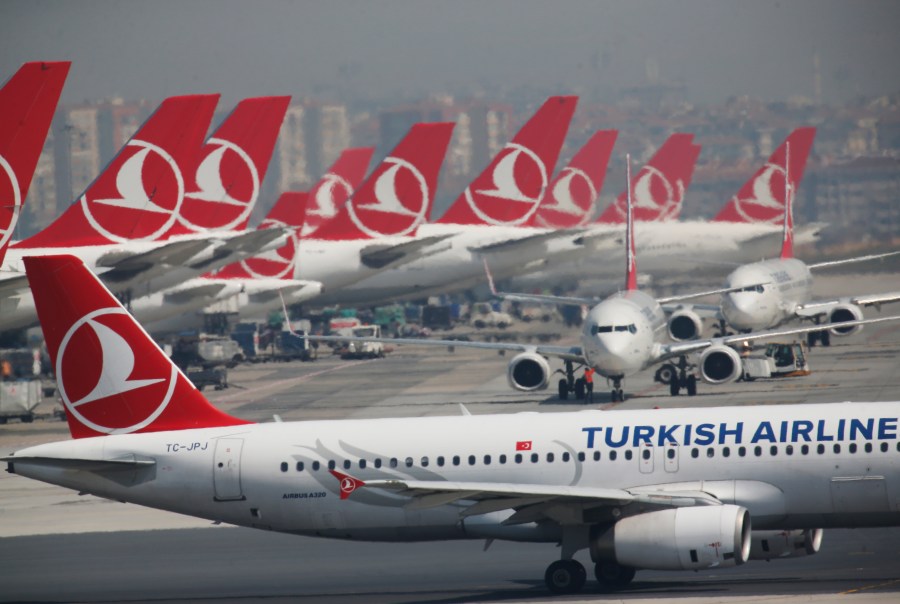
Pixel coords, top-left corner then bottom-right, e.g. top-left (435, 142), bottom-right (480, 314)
top-left (639, 443), bottom-right (654, 474)
top-left (664, 443), bottom-right (679, 473)
top-left (213, 438), bottom-right (245, 501)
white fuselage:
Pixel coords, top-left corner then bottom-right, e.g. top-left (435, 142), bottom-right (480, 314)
top-left (310, 224), bottom-right (553, 306)
top-left (580, 290), bottom-right (667, 378)
top-left (722, 258), bottom-right (813, 331)
top-left (10, 402), bottom-right (900, 541)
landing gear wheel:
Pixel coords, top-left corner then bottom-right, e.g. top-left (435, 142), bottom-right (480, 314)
top-left (610, 388), bottom-right (625, 402)
top-left (545, 559), bottom-right (587, 595)
top-left (617, 388), bottom-right (625, 402)
top-left (670, 379), bottom-right (681, 396)
top-left (594, 562), bottom-right (636, 591)
top-left (686, 375), bottom-right (697, 396)
top-left (655, 363), bottom-right (676, 385)
top-left (574, 378), bottom-right (586, 400)
top-left (821, 331), bottom-right (831, 347)
top-left (558, 379), bottom-right (569, 400)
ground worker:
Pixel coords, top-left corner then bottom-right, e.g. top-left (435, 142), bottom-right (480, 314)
top-left (583, 366), bottom-right (594, 403)
top-left (1, 359), bottom-right (12, 381)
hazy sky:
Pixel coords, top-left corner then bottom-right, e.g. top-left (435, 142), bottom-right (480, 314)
top-left (2, 0), bottom-right (899, 107)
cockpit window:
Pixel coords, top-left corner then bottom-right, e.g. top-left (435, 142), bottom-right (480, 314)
top-left (591, 324), bottom-right (636, 334)
top-left (737, 284), bottom-right (764, 293)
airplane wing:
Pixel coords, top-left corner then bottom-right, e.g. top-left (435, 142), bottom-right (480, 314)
top-left (795, 292), bottom-right (900, 319)
top-left (0, 272), bottom-right (30, 297)
top-left (331, 471), bottom-right (721, 523)
top-left (470, 229), bottom-right (586, 255)
top-left (162, 282), bottom-right (228, 305)
top-left (96, 238), bottom-right (214, 284)
top-left (304, 333), bottom-right (585, 363)
top-left (656, 314), bottom-right (900, 361)
top-left (808, 249), bottom-right (900, 270)
top-left (359, 234), bottom-right (453, 270)
top-left (660, 302), bottom-right (722, 319)
top-left (187, 228), bottom-right (288, 271)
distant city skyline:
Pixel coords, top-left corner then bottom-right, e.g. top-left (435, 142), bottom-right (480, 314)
top-left (3, 0), bottom-right (900, 108)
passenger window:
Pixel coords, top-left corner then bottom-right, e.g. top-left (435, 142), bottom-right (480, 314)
top-left (328, 460), bottom-right (336, 470)
top-left (421, 456), bottom-right (429, 467)
top-left (785, 445), bottom-right (793, 456)
top-left (280, 462), bottom-right (288, 472)
top-left (754, 446), bottom-right (762, 457)
top-left (374, 459), bottom-right (382, 469)
top-left (609, 450), bottom-right (617, 461)
top-left (666, 448), bottom-right (676, 459)
top-left (578, 452), bottom-right (586, 462)
top-left (546, 453), bottom-right (554, 463)
top-left (881, 443), bottom-right (888, 453)
top-left (738, 446), bottom-right (746, 457)
top-left (706, 448), bottom-right (715, 458)
top-left (312, 461), bottom-right (320, 471)
top-left (405, 457), bottom-right (414, 468)
top-left (468, 455), bottom-right (476, 466)
top-left (437, 456), bottom-right (445, 467)
top-left (359, 459), bottom-right (366, 469)
top-left (722, 447), bottom-right (730, 458)
top-left (343, 460), bottom-right (351, 469)
top-left (848, 444), bottom-right (857, 454)
top-left (452, 455), bottom-right (460, 466)
top-left (390, 458), bottom-right (398, 468)
top-left (514, 453), bottom-right (522, 464)
top-left (483, 455), bottom-right (491, 465)
top-left (865, 443), bottom-right (872, 453)
top-left (833, 444), bottom-right (841, 454)
top-left (499, 454), bottom-right (507, 464)
top-left (593, 451), bottom-right (601, 461)
top-left (642, 449), bottom-right (651, 460)
top-left (531, 453), bottom-right (538, 463)
top-left (296, 461), bottom-right (304, 472)
top-left (691, 448), bottom-right (699, 459)
top-left (770, 446), bottom-right (778, 456)
top-left (801, 445), bottom-right (809, 455)
top-left (624, 450), bottom-right (632, 460)
top-left (562, 452), bottom-right (570, 462)
top-left (817, 444), bottom-right (825, 455)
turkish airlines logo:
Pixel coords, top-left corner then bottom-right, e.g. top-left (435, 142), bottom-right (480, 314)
top-left (56, 307), bottom-right (177, 434)
top-left (346, 157), bottom-right (429, 238)
top-left (238, 219), bottom-right (297, 279)
top-left (0, 154), bottom-right (22, 252)
top-left (179, 137), bottom-right (260, 232)
top-left (464, 143), bottom-right (548, 226)
top-left (81, 139), bottom-right (184, 243)
top-left (612, 166), bottom-right (683, 222)
top-left (729, 162), bottom-right (788, 224)
top-left (536, 167), bottom-right (596, 227)
top-left (302, 172), bottom-right (355, 236)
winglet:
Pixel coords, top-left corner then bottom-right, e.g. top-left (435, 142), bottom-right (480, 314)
top-left (24, 254), bottom-right (250, 439)
top-left (329, 469), bottom-right (366, 500)
top-left (624, 155), bottom-right (638, 291)
top-left (779, 142), bottom-right (794, 259)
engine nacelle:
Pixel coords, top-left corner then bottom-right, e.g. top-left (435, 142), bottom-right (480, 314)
top-left (749, 529), bottom-right (823, 561)
top-left (591, 505), bottom-right (751, 571)
top-left (506, 352), bottom-right (550, 391)
top-left (827, 303), bottom-right (863, 336)
top-left (668, 308), bottom-right (703, 341)
top-left (699, 344), bottom-right (742, 385)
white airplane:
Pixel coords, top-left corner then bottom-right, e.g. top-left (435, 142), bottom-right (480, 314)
top-left (310, 96), bottom-right (582, 306)
top-left (130, 147), bottom-right (375, 330)
top-left (511, 128), bottom-right (822, 290)
top-left (308, 158), bottom-right (900, 402)
top-left (670, 143), bottom-right (900, 347)
top-left (1, 95), bottom-right (291, 331)
top-left (0, 61), bottom-right (70, 266)
top-left (291, 122), bottom-right (457, 293)
top-left (7, 253), bottom-right (900, 596)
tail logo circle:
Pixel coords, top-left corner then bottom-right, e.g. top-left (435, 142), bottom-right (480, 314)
top-left (57, 307), bottom-right (177, 434)
top-left (237, 219), bottom-right (298, 279)
top-left (464, 143), bottom-right (548, 226)
top-left (731, 163), bottom-right (787, 224)
top-left (0, 153), bottom-right (22, 251)
top-left (346, 157), bottom-right (429, 237)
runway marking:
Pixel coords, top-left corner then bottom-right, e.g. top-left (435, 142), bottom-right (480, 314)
top-left (212, 360), bottom-right (382, 403)
top-left (840, 577), bottom-right (900, 594)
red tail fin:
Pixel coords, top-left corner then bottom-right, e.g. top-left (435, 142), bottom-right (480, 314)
top-left (167, 96), bottom-right (291, 236)
top-left (303, 147), bottom-right (375, 236)
top-left (212, 191), bottom-right (308, 280)
top-left (0, 61), bottom-right (70, 264)
top-left (312, 123), bottom-right (455, 240)
top-left (596, 133), bottom-right (697, 223)
top-left (438, 96), bottom-right (578, 226)
top-left (24, 254), bottom-right (250, 439)
top-left (713, 127), bottom-right (816, 224)
top-left (531, 130), bottom-right (617, 228)
top-left (624, 156), bottom-right (638, 291)
top-left (17, 95), bottom-right (219, 248)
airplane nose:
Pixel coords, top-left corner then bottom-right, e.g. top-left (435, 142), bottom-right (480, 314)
top-left (592, 334), bottom-right (633, 375)
top-left (723, 293), bottom-right (759, 331)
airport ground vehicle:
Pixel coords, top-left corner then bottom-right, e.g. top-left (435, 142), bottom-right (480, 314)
top-left (340, 325), bottom-right (385, 359)
top-left (469, 302), bottom-right (513, 329)
top-left (0, 380), bottom-right (41, 424)
top-left (742, 342), bottom-right (810, 380)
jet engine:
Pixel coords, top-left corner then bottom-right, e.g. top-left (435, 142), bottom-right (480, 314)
top-left (698, 345), bottom-right (742, 384)
top-left (668, 308), bottom-right (703, 341)
top-left (749, 529), bottom-right (823, 561)
top-left (590, 505), bottom-right (751, 570)
top-left (507, 352), bottom-right (550, 391)
top-left (827, 303), bottom-right (864, 336)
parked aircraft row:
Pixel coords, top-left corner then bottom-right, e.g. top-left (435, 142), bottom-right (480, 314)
top-left (3, 60), bottom-right (900, 597)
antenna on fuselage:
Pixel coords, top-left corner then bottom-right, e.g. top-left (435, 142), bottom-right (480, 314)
top-left (780, 141), bottom-right (794, 260)
top-left (625, 154), bottom-right (638, 291)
